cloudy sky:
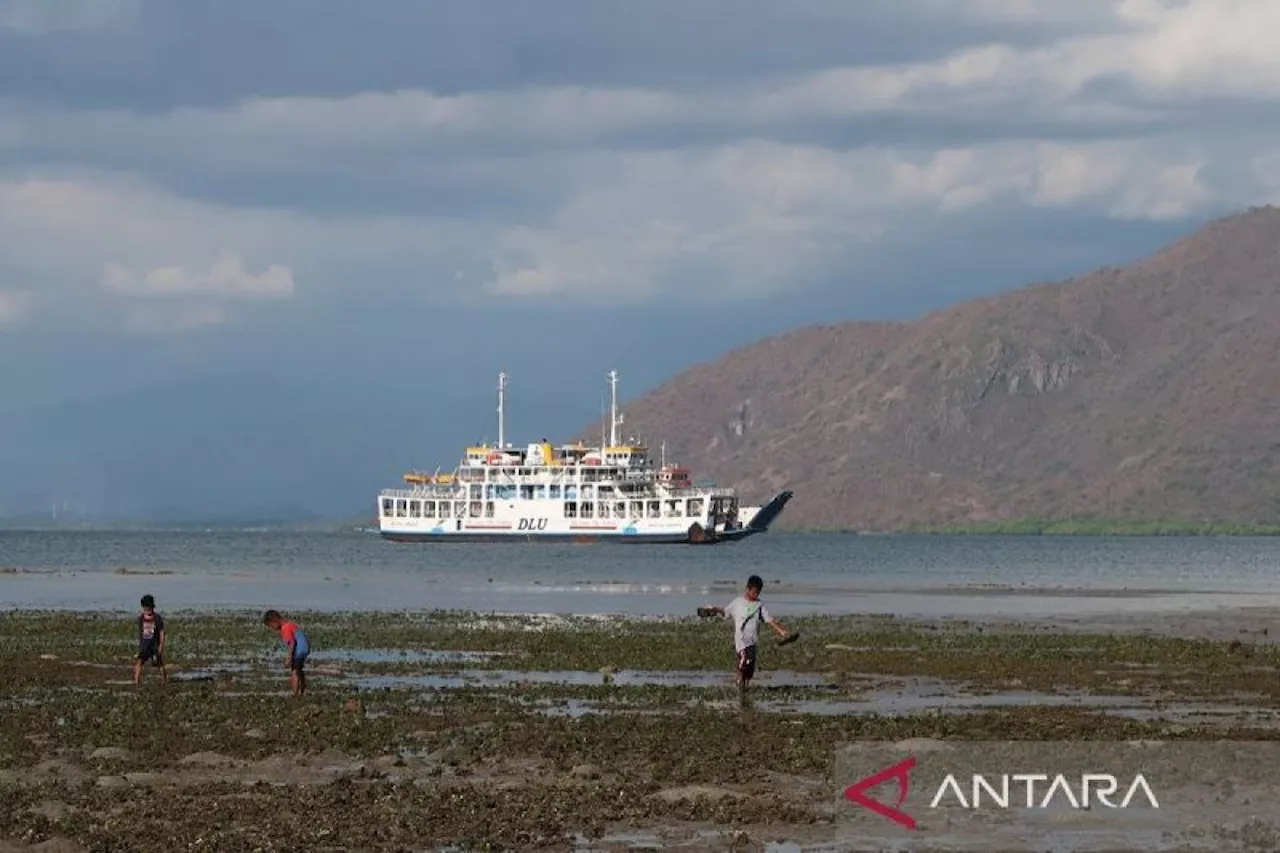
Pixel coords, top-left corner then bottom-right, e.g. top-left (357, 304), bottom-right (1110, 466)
top-left (1, 0), bottom-right (1276, 518)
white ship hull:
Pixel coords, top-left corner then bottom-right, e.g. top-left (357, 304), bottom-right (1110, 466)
top-left (378, 494), bottom-right (789, 544)
top-left (378, 490), bottom-right (792, 544)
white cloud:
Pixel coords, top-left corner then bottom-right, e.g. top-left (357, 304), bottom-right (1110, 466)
top-left (1027, 142), bottom-right (1212, 218)
top-left (0, 175), bottom-right (303, 329)
top-left (0, 170), bottom-right (492, 330)
top-left (1113, 0), bottom-right (1280, 99)
top-left (911, 0), bottom-right (1280, 106)
top-left (103, 255), bottom-right (295, 300)
top-left (484, 137), bottom-right (1222, 299)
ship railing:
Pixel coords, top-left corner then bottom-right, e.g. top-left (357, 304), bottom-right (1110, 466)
top-left (665, 485), bottom-right (733, 494)
top-left (632, 486), bottom-right (736, 499)
top-left (379, 487), bottom-right (458, 499)
top-left (379, 484), bottom-right (734, 499)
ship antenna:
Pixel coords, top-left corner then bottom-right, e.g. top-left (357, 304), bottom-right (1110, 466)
top-left (608, 369), bottom-right (619, 447)
top-left (497, 370), bottom-right (508, 449)
top-left (661, 440), bottom-right (666, 468)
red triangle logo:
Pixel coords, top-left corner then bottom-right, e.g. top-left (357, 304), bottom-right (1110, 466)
top-left (843, 755), bottom-right (917, 830)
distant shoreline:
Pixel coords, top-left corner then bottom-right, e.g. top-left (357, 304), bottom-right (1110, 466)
top-left (786, 518), bottom-right (1280, 536)
top-left (893, 518), bottom-right (1280, 536)
top-left (5, 517), bottom-right (1280, 536)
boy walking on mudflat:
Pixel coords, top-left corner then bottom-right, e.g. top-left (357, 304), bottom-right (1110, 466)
top-left (133, 594), bottom-right (167, 685)
top-left (701, 574), bottom-right (790, 691)
top-left (263, 609), bottom-right (310, 696)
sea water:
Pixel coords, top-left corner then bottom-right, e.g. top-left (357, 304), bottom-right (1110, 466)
top-left (2, 529), bottom-right (1279, 616)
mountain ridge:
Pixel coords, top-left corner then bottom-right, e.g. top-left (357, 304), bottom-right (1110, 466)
top-left (583, 205), bottom-right (1280, 531)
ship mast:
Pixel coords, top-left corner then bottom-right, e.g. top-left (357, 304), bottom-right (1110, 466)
top-left (608, 369), bottom-right (619, 447)
top-left (497, 370), bottom-right (508, 449)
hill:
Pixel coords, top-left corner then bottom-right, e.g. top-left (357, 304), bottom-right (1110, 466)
top-left (583, 207), bottom-right (1280, 531)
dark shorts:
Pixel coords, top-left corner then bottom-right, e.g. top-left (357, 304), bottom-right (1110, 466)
top-left (290, 651), bottom-right (309, 672)
top-left (137, 639), bottom-right (163, 666)
top-left (736, 645), bottom-right (757, 680)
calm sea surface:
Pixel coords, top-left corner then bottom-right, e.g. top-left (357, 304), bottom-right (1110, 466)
top-left (3, 530), bottom-right (1280, 617)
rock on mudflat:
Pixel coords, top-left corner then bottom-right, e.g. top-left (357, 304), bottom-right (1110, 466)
top-left (177, 752), bottom-right (245, 769)
top-left (94, 776), bottom-right (130, 789)
top-left (29, 840), bottom-right (89, 853)
top-left (88, 747), bottom-right (132, 762)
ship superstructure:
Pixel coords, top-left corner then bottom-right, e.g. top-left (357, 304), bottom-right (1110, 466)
top-left (376, 371), bottom-right (791, 544)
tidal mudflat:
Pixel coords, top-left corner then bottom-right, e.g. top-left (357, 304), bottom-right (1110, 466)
top-left (3, 608), bottom-right (1280, 851)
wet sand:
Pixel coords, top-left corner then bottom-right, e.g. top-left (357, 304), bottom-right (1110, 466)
top-left (2, 607), bottom-right (1280, 851)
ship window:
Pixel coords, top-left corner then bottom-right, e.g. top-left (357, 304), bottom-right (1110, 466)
top-left (564, 501), bottom-right (577, 518)
top-left (469, 501), bottom-right (483, 518)
top-left (630, 501), bottom-right (643, 518)
top-left (536, 486), bottom-right (548, 499)
top-left (485, 501), bottom-right (495, 518)
top-left (382, 498), bottom-right (394, 517)
top-left (484, 485), bottom-right (493, 499)
top-left (437, 501), bottom-right (448, 517)
top-left (550, 484), bottom-right (561, 499)
top-left (665, 500), bottom-right (680, 517)
top-left (565, 486), bottom-right (578, 500)
top-left (423, 501), bottom-right (436, 518)
top-left (581, 502), bottom-right (595, 519)
top-left (520, 485), bottom-right (535, 500)
top-left (582, 485), bottom-right (595, 499)
top-left (598, 503), bottom-right (610, 519)
top-left (455, 502), bottom-right (467, 518)
top-left (614, 501), bottom-right (626, 517)
top-left (410, 500), bottom-right (421, 518)
top-left (647, 500), bottom-right (660, 518)
top-left (687, 499), bottom-right (703, 517)
top-left (396, 500), bottom-right (409, 518)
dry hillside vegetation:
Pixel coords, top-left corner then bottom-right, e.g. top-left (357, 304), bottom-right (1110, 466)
top-left (587, 207), bottom-right (1280, 530)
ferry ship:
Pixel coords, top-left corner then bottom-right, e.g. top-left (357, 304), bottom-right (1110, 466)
top-left (376, 371), bottom-right (792, 544)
